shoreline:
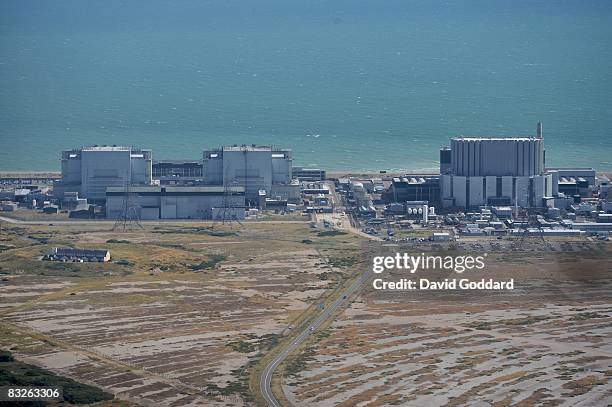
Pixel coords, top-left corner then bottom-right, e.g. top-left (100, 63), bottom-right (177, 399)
top-left (1, 170), bottom-right (611, 180)
top-left (0, 170), bottom-right (441, 179)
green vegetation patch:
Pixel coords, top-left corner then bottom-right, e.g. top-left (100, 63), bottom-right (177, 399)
top-left (188, 254), bottom-right (227, 271)
top-left (152, 226), bottom-right (237, 237)
top-left (317, 271), bottom-right (344, 281)
top-left (570, 312), bottom-right (608, 321)
top-left (1, 226), bottom-right (27, 235)
top-left (0, 244), bottom-right (15, 252)
top-left (27, 235), bottom-right (49, 244)
top-left (209, 333), bottom-right (280, 402)
top-left (285, 347), bottom-right (316, 377)
top-left (0, 350), bottom-right (114, 404)
top-left (316, 230), bottom-right (348, 237)
top-left (40, 263), bottom-right (82, 273)
top-left (502, 315), bottom-right (551, 326)
top-left (327, 256), bottom-right (358, 268)
top-left (0, 350), bottom-right (14, 362)
top-left (106, 239), bottom-right (131, 244)
top-left (228, 340), bottom-right (257, 353)
top-left (466, 315), bottom-right (551, 330)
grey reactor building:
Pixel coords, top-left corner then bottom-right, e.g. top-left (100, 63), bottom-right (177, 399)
top-left (440, 135), bottom-right (553, 209)
top-left (382, 124), bottom-right (583, 212)
top-left (54, 145), bottom-right (307, 220)
top-left (54, 146), bottom-right (153, 202)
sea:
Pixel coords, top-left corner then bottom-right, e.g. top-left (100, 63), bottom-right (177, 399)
top-left (0, 0), bottom-right (611, 172)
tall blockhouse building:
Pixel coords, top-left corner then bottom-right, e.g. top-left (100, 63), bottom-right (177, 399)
top-left (55, 146), bottom-right (152, 202)
top-left (440, 128), bottom-right (554, 209)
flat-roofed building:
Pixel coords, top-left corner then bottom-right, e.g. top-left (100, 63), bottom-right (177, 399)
top-left (105, 185), bottom-right (245, 220)
top-left (547, 168), bottom-right (596, 197)
top-left (547, 168), bottom-right (596, 186)
top-left (292, 167), bottom-right (326, 182)
top-left (382, 176), bottom-right (440, 205)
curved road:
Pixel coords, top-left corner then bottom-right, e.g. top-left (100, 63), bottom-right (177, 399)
top-left (260, 269), bottom-right (372, 406)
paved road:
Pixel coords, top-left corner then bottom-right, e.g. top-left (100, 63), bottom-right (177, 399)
top-left (0, 215), bottom-right (307, 226)
top-left (314, 182), bottom-right (382, 241)
top-left (260, 269), bottom-right (372, 406)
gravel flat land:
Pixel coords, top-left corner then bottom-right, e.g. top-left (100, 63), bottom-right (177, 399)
top-left (0, 221), bottom-right (362, 405)
top-left (283, 245), bottom-right (612, 406)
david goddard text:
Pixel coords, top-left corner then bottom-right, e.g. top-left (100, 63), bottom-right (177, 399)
top-left (371, 252), bottom-right (514, 291)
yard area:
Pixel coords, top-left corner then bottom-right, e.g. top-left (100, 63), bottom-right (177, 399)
top-left (0, 220), bottom-right (362, 405)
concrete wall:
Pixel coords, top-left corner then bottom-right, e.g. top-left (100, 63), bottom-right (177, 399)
top-left (545, 173), bottom-right (553, 197)
top-left (106, 194), bottom-right (129, 219)
top-left (549, 170), bottom-right (559, 195)
top-left (202, 152), bottom-right (224, 184)
top-left (452, 176), bottom-right (466, 208)
top-left (203, 146), bottom-right (293, 203)
top-left (485, 176), bottom-right (497, 200)
top-left (533, 175), bottom-right (545, 207)
top-left (468, 176), bottom-right (485, 207)
top-left (163, 195), bottom-right (216, 219)
top-left (61, 151), bottom-right (81, 185)
top-left (81, 149), bottom-right (131, 201)
top-left (441, 174), bottom-right (551, 209)
top-left (106, 186), bottom-right (245, 220)
top-left (440, 174), bottom-right (452, 207)
top-left (223, 149), bottom-right (272, 199)
top-left (130, 152), bottom-right (152, 185)
top-left (270, 183), bottom-right (300, 203)
top-left (271, 151), bottom-right (292, 184)
top-left (501, 176), bottom-right (513, 198)
top-left (140, 207), bottom-right (160, 220)
top-left (530, 174), bottom-right (552, 207)
top-left (514, 176), bottom-right (529, 207)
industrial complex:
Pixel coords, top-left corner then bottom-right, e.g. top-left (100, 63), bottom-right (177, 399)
top-left (0, 123), bottom-right (610, 238)
top-left (0, 124), bottom-right (610, 407)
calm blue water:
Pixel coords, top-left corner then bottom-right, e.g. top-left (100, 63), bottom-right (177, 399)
top-left (1, 0), bottom-right (611, 172)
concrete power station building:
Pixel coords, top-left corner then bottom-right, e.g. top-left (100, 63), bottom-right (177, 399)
top-left (440, 125), bottom-right (555, 209)
top-left (202, 145), bottom-right (300, 204)
top-left (105, 186), bottom-right (245, 220)
top-left (55, 146), bottom-right (152, 203)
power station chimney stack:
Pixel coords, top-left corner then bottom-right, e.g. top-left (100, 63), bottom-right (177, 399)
top-left (536, 122), bottom-right (543, 139)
